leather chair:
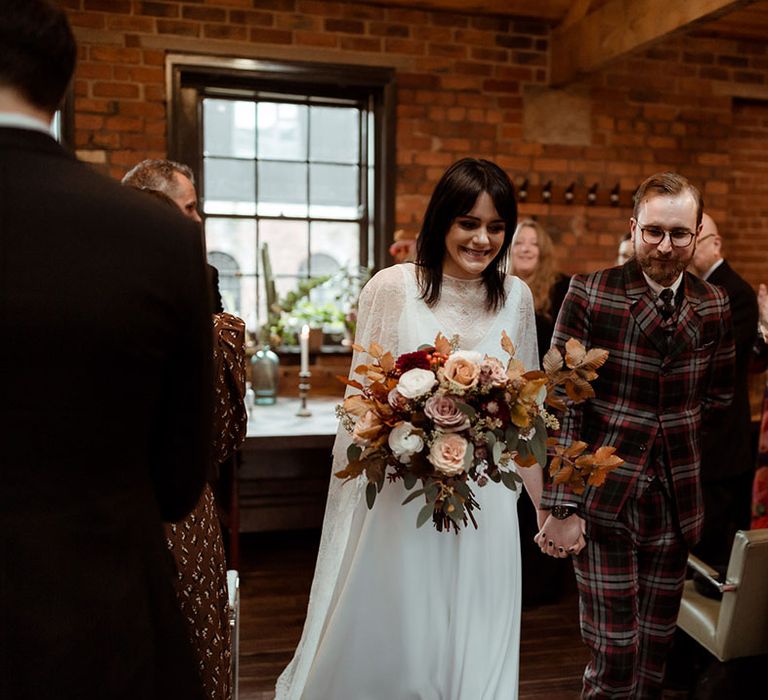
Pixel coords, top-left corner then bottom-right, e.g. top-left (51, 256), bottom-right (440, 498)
top-left (227, 569), bottom-right (240, 700)
top-left (677, 529), bottom-right (768, 662)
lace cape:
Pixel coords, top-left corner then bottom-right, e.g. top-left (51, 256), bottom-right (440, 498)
top-left (275, 263), bottom-right (537, 699)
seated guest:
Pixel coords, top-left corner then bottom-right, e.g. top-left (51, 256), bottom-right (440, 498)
top-left (508, 217), bottom-right (571, 606)
top-left (1, 2), bottom-right (211, 697)
top-left (125, 183), bottom-right (248, 700)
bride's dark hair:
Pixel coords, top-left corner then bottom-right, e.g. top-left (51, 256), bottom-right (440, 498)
top-left (415, 158), bottom-right (517, 311)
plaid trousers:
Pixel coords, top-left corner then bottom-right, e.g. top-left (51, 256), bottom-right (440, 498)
top-left (573, 474), bottom-right (688, 699)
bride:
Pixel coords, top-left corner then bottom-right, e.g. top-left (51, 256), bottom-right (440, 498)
top-left (276, 158), bottom-right (545, 700)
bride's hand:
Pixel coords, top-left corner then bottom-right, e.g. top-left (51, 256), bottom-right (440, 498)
top-left (535, 514), bottom-right (586, 558)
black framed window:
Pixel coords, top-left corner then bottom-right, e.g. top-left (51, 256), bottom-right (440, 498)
top-left (167, 55), bottom-right (395, 336)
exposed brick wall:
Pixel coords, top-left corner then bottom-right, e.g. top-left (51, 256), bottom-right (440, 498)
top-left (60, 0), bottom-right (767, 284)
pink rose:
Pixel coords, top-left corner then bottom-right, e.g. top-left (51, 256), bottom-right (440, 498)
top-left (478, 357), bottom-right (508, 388)
top-left (352, 410), bottom-right (384, 446)
top-left (443, 351), bottom-right (481, 392)
top-left (424, 394), bottom-right (470, 432)
top-left (428, 433), bottom-right (468, 476)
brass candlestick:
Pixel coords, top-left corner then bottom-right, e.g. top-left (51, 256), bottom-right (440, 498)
top-left (296, 370), bottom-right (312, 417)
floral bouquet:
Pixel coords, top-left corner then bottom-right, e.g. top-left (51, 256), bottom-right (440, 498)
top-left (334, 332), bottom-right (623, 533)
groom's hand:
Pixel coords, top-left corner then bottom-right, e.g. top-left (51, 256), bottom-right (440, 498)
top-left (535, 513), bottom-right (586, 558)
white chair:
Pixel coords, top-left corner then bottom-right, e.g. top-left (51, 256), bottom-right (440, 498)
top-left (227, 569), bottom-right (240, 700)
top-left (677, 529), bottom-right (768, 662)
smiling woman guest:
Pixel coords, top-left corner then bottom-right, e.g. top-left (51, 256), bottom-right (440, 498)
top-left (508, 218), bottom-right (571, 366)
top-left (507, 218), bottom-right (573, 608)
top-left (276, 158), bottom-right (547, 700)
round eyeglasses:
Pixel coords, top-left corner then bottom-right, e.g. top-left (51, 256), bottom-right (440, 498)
top-left (636, 224), bottom-right (695, 248)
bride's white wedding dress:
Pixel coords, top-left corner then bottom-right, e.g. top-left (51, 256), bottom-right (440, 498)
top-left (276, 263), bottom-right (538, 700)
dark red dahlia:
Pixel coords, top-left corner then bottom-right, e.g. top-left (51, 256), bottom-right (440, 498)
top-left (395, 350), bottom-right (431, 373)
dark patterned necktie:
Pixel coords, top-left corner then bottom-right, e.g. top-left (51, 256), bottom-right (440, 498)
top-left (658, 288), bottom-right (675, 322)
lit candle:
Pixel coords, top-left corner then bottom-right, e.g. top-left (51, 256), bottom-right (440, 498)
top-left (300, 324), bottom-right (310, 374)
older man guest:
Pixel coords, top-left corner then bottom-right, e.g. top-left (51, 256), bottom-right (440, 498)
top-left (687, 213), bottom-right (758, 569)
top-left (122, 158), bottom-right (224, 314)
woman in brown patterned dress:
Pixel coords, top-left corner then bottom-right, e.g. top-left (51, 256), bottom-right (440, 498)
top-left (165, 312), bottom-right (247, 700)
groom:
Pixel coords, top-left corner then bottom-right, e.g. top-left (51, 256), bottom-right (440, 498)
top-left (537, 172), bottom-right (735, 698)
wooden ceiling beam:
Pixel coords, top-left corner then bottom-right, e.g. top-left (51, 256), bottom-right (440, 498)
top-left (550, 0), bottom-right (754, 86)
top-left (357, 0), bottom-right (568, 21)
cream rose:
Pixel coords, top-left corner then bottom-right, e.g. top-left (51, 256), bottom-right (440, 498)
top-left (397, 367), bottom-right (437, 399)
top-left (352, 410), bottom-right (384, 446)
top-left (428, 433), bottom-right (469, 476)
top-left (443, 351), bottom-right (482, 392)
top-left (388, 421), bottom-right (424, 463)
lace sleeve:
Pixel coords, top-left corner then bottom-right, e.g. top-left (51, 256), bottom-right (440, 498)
top-left (509, 276), bottom-right (539, 372)
top-left (275, 265), bottom-right (406, 700)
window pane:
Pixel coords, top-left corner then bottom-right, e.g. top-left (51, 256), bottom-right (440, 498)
top-left (204, 218), bottom-right (258, 327)
top-left (203, 99), bottom-right (255, 158)
top-left (310, 221), bottom-right (360, 271)
top-left (257, 161), bottom-right (308, 217)
top-left (309, 164), bottom-right (358, 219)
top-left (257, 102), bottom-right (307, 161)
top-left (310, 106), bottom-right (359, 164)
top-left (203, 157), bottom-right (256, 215)
top-left (205, 217), bottom-right (257, 275)
top-left (259, 219), bottom-right (309, 276)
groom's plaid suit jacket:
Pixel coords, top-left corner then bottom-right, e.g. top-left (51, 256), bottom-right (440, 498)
top-left (541, 258), bottom-right (735, 546)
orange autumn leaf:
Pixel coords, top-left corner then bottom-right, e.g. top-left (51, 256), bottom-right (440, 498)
top-left (542, 346), bottom-right (564, 374)
top-left (337, 375), bottom-right (364, 391)
top-left (343, 394), bottom-right (372, 417)
top-left (434, 332), bottom-right (452, 356)
top-left (379, 351), bottom-right (395, 373)
top-left (501, 330), bottom-right (515, 356)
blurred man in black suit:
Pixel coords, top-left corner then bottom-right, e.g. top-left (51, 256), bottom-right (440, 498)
top-left (688, 212), bottom-right (759, 567)
top-left (0, 2), bottom-right (211, 697)
top-left (122, 158), bottom-right (224, 313)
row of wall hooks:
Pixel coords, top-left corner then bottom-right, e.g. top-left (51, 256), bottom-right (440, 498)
top-left (517, 179), bottom-right (628, 207)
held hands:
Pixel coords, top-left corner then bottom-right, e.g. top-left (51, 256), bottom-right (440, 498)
top-left (534, 512), bottom-right (586, 558)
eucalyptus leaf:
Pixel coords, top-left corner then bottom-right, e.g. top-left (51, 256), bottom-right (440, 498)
top-left (462, 441), bottom-right (475, 472)
top-left (492, 440), bottom-right (503, 466)
top-left (530, 416), bottom-right (548, 466)
top-left (366, 481), bottom-right (377, 509)
top-left (500, 470), bottom-right (519, 491)
top-left (455, 401), bottom-right (477, 419)
top-left (401, 488), bottom-right (426, 506)
top-left (485, 431), bottom-right (496, 448)
top-left (453, 480), bottom-right (472, 499)
top-left (403, 471), bottom-right (418, 490)
top-left (417, 503), bottom-right (434, 528)
top-left (425, 481), bottom-right (439, 502)
top-left (346, 444), bottom-right (362, 463)
top-left (505, 427), bottom-right (519, 453)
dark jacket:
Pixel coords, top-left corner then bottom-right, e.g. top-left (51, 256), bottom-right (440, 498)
top-left (0, 128), bottom-right (212, 699)
top-left (700, 260), bottom-right (759, 481)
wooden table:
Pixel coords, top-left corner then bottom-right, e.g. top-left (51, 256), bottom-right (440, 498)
top-left (223, 397), bottom-right (341, 569)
